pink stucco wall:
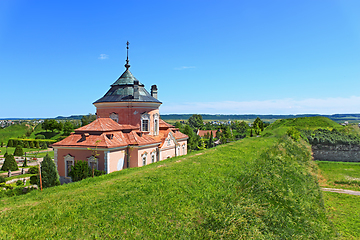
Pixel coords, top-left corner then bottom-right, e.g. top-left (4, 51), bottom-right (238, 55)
top-left (108, 150), bottom-right (126, 173)
top-left (56, 148), bottom-right (105, 177)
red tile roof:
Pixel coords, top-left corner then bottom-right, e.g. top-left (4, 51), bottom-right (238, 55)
top-left (197, 130), bottom-right (220, 138)
top-left (75, 118), bottom-right (138, 132)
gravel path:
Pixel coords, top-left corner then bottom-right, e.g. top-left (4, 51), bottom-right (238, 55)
top-left (321, 188), bottom-right (360, 196)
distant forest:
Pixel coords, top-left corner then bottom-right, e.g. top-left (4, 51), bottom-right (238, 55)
top-left (2, 113), bottom-right (360, 122)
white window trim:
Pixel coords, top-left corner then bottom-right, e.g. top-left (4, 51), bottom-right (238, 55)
top-left (141, 113), bottom-right (150, 132)
top-left (153, 113), bottom-right (159, 136)
top-left (142, 152), bottom-right (148, 166)
top-left (64, 154), bottom-right (74, 177)
top-left (151, 152), bottom-right (155, 163)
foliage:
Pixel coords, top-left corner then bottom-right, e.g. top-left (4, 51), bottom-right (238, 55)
top-left (286, 127), bottom-right (301, 141)
top-left (252, 117), bottom-right (264, 135)
top-left (68, 160), bottom-right (91, 182)
top-left (42, 119), bottom-right (62, 132)
top-left (188, 114), bottom-right (204, 130)
top-left (39, 154), bottom-right (60, 188)
top-left (63, 121), bottom-right (75, 135)
top-left (13, 145), bottom-right (23, 156)
top-left (16, 180), bottom-right (23, 186)
top-left (28, 166), bottom-right (39, 174)
top-left (1, 154), bottom-right (19, 171)
top-left (7, 139), bottom-right (13, 147)
top-left (0, 176), bottom-right (5, 183)
top-left (302, 128), bottom-right (360, 146)
top-left (30, 175), bottom-right (38, 185)
top-left (81, 114), bottom-right (96, 126)
top-left (231, 120), bottom-right (248, 139)
top-left (35, 134), bottom-right (45, 139)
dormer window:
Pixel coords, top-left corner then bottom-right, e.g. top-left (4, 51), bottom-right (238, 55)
top-left (141, 113), bottom-right (150, 132)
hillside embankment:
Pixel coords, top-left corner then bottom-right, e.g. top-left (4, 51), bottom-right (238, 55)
top-left (0, 133), bottom-right (334, 239)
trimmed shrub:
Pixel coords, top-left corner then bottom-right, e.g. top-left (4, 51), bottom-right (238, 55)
top-left (13, 145), bottom-right (24, 156)
top-left (39, 154), bottom-right (60, 188)
top-left (30, 175), bottom-right (38, 185)
top-left (29, 141), bottom-right (34, 148)
top-left (35, 135), bottom-right (45, 139)
top-left (23, 141), bottom-right (29, 148)
top-left (35, 141), bottom-right (40, 148)
top-left (1, 154), bottom-right (19, 171)
top-left (40, 142), bottom-right (47, 149)
top-left (28, 166), bottom-right (39, 174)
top-left (68, 160), bottom-right (91, 182)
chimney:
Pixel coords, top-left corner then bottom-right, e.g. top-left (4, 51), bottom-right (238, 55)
top-left (133, 80), bottom-right (139, 99)
top-left (151, 85), bottom-right (158, 99)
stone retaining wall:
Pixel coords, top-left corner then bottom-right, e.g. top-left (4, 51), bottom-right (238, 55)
top-left (312, 144), bottom-right (360, 162)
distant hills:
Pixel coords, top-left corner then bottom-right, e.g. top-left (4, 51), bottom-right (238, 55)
top-left (1, 113), bottom-right (360, 122)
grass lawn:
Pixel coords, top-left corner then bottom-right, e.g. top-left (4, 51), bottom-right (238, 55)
top-left (324, 192), bottom-right (360, 239)
top-left (0, 137), bottom-right (334, 239)
top-left (316, 161), bottom-right (360, 191)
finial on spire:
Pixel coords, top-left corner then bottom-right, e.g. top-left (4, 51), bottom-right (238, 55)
top-left (125, 41), bottom-right (130, 69)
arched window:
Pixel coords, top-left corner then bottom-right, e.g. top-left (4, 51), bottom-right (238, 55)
top-left (153, 113), bottom-right (159, 136)
top-left (141, 113), bottom-right (150, 132)
top-left (64, 154), bottom-right (74, 177)
top-left (182, 144), bottom-right (186, 155)
top-left (151, 152), bottom-right (155, 163)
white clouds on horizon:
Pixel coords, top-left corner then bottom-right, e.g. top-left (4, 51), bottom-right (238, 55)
top-left (161, 96), bottom-right (360, 115)
top-left (174, 66), bottom-right (196, 70)
top-left (98, 54), bottom-right (109, 60)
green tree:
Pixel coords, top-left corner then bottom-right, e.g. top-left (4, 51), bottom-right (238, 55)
top-left (81, 114), bottom-right (96, 127)
top-left (39, 154), bottom-right (60, 188)
top-left (0, 141), bottom-right (3, 147)
top-left (63, 121), bottom-right (75, 136)
top-left (1, 154), bottom-right (19, 171)
top-left (13, 145), bottom-right (23, 157)
top-left (182, 125), bottom-right (199, 151)
top-left (7, 139), bottom-right (13, 147)
top-left (253, 117), bottom-right (264, 135)
top-left (188, 114), bottom-right (204, 130)
top-left (207, 133), bottom-right (214, 149)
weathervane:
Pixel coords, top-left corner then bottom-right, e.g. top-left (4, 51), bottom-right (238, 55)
top-left (125, 41), bottom-right (130, 69)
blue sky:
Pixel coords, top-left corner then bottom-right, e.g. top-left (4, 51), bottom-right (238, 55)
top-left (1, 0), bottom-right (359, 118)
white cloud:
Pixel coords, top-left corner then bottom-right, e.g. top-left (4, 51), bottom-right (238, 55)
top-left (174, 66), bottom-right (196, 70)
top-left (161, 96), bottom-right (360, 115)
top-left (98, 54), bottom-right (109, 60)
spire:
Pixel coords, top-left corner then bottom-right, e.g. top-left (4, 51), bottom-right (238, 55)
top-left (125, 41), bottom-right (130, 70)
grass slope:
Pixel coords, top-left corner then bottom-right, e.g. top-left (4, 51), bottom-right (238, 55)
top-left (317, 161), bottom-right (360, 191)
top-left (0, 136), bottom-right (333, 239)
top-left (0, 124), bottom-right (30, 144)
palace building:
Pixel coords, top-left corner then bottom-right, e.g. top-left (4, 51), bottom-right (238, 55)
top-left (52, 43), bottom-right (188, 183)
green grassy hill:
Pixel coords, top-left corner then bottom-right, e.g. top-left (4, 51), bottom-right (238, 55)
top-left (264, 116), bottom-right (343, 137)
top-left (0, 124), bottom-right (30, 144)
top-left (0, 133), bottom-right (334, 238)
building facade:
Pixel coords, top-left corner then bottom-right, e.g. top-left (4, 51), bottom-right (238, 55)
top-left (53, 44), bottom-right (188, 183)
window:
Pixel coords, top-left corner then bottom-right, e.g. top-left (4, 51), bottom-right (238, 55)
top-left (87, 156), bottom-right (98, 170)
top-left (151, 153), bottom-right (155, 163)
top-left (153, 113), bottom-right (159, 136)
top-left (182, 144), bottom-right (186, 155)
top-left (167, 138), bottom-right (171, 146)
top-left (64, 154), bottom-right (74, 177)
top-left (141, 113), bottom-right (150, 132)
top-left (109, 113), bottom-right (118, 123)
top-left (142, 155), bottom-right (147, 166)
top-left (142, 120), bottom-right (149, 132)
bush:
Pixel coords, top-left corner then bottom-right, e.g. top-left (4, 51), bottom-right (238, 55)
top-left (1, 154), bottom-right (19, 171)
top-left (29, 141), bottom-right (34, 148)
top-left (13, 145), bottom-right (23, 156)
top-left (0, 176), bottom-right (6, 183)
top-left (39, 154), bottom-right (60, 188)
top-left (16, 180), bottom-right (23, 186)
top-left (40, 142), bottom-right (47, 149)
top-left (30, 175), bottom-right (38, 185)
top-left (23, 141), bottom-right (29, 148)
top-left (68, 160), bottom-right (91, 182)
top-left (35, 135), bottom-right (45, 139)
top-left (28, 166), bottom-right (39, 174)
